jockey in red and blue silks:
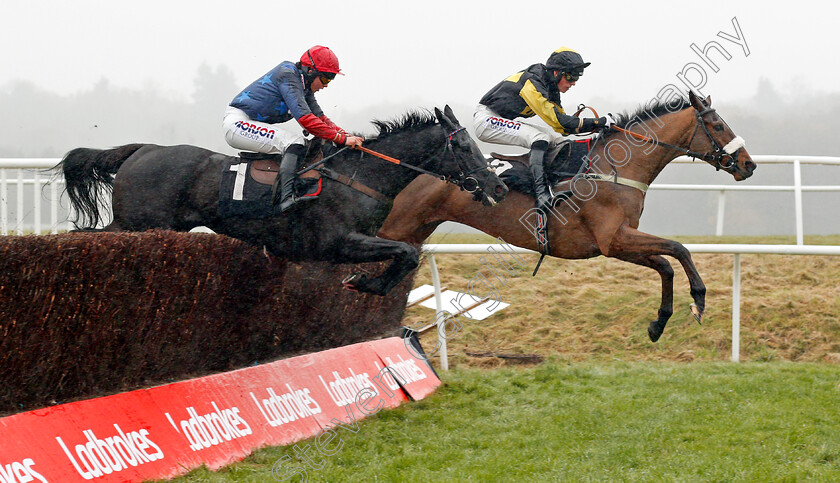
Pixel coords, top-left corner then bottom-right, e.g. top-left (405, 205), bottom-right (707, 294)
top-left (223, 45), bottom-right (364, 212)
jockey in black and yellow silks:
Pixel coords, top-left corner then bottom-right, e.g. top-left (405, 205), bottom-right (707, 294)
top-left (474, 47), bottom-right (615, 213)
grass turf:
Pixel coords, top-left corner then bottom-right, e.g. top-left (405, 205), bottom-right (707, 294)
top-left (166, 362), bottom-right (840, 482)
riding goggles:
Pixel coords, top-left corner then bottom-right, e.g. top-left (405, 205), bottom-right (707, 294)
top-left (564, 71), bottom-right (583, 82)
top-left (319, 72), bottom-right (336, 85)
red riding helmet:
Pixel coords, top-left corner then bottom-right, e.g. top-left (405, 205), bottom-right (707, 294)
top-left (300, 46), bottom-right (344, 75)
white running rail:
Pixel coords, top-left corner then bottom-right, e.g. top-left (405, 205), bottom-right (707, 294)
top-left (419, 243), bottom-right (840, 368)
top-left (2, 155), bottom-right (839, 236)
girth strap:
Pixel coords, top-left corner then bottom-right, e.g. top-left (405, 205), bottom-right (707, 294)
top-left (579, 173), bottom-right (649, 193)
top-left (317, 167), bottom-right (390, 203)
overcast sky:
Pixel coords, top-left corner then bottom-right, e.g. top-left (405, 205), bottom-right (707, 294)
top-left (3, 0), bottom-right (839, 118)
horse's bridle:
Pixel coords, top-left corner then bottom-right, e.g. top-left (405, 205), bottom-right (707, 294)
top-left (297, 126), bottom-right (493, 202)
top-left (438, 126), bottom-right (492, 195)
top-left (682, 106), bottom-right (745, 171)
top-left (355, 126), bottom-right (491, 195)
top-left (610, 105), bottom-right (745, 173)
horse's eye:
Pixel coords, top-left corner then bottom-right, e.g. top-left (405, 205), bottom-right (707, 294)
top-left (714, 125), bottom-right (725, 132)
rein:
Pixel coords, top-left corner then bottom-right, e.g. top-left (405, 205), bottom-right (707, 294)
top-left (296, 126), bottom-right (464, 180)
top-left (353, 145), bottom-right (448, 180)
top-left (296, 146), bottom-right (349, 175)
top-left (352, 126), bottom-right (486, 194)
top-left (573, 104), bottom-right (745, 193)
top-left (608, 108), bottom-right (745, 170)
top-left (300, 126), bottom-right (484, 202)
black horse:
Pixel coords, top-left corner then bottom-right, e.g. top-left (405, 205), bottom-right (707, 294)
top-left (58, 106), bottom-right (508, 295)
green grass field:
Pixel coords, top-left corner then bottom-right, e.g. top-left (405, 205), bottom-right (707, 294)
top-left (166, 362), bottom-right (840, 482)
top-left (163, 235), bottom-right (840, 482)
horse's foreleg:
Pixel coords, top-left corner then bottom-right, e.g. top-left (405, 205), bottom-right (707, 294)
top-left (615, 253), bottom-right (675, 342)
top-left (333, 233), bottom-right (420, 296)
top-left (379, 222), bottom-right (441, 246)
top-left (607, 225), bottom-right (706, 329)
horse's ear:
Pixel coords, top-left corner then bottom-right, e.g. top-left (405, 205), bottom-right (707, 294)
top-left (435, 106), bottom-right (456, 131)
top-left (705, 95), bottom-right (712, 106)
top-left (443, 104), bottom-right (460, 124)
top-left (688, 90), bottom-right (705, 111)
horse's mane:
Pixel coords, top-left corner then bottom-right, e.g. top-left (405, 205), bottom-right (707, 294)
top-left (369, 110), bottom-right (438, 139)
top-left (605, 97), bottom-right (693, 139)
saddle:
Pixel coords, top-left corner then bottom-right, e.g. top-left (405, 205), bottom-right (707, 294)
top-left (490, 138), bottom-right (594, 198)
top-left (217, 147), bottom-right (323, 219)
top-left (237, 151), bottom-right (322, 186)
top-left (490, 138), bottom-right (594, 184)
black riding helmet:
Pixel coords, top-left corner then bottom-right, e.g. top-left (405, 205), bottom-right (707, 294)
top-left (545, 48), bottom-right (591, 83)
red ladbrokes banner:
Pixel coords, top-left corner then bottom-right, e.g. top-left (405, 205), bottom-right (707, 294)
top-left (0, 337), bottom-right (440, 482)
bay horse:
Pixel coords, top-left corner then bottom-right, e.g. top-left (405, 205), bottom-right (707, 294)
top-left (58, 106), bottom-right (508, 296)
top-left (379, 91), bottom-right (756, 340)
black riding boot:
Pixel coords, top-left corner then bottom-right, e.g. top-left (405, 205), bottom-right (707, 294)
top-left (276, 144), bottom-right (313, 213)
top-left (529, 140), bottom-right (552, 213)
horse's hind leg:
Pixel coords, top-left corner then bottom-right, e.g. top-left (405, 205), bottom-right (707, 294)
top-left (608, 225), bottom-right (706, 333)
top-left (334, 233), bottom-right (420, 296)
top-left (615, 253), bottom-right (675, 342)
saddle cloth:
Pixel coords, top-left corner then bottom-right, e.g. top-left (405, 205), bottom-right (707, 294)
top-left (491, 138), bottom-right (594, 197)
top-left (218, 153), bottom-right (321, 219)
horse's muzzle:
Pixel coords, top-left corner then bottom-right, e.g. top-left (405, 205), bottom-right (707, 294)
top-left (733, 153), bottom-right (757, 181)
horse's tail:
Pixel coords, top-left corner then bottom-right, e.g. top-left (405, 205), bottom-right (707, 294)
top-left (56, 143), bottom-right (146, 229)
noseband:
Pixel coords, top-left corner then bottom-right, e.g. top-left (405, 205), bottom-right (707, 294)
top-left (687, 107), bottom-right (745, 171)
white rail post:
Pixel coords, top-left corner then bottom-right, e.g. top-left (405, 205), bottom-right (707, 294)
top-left (794, 159), bottom-right (804, 245)
top-left (33, 170), bottom-right (41, 235)
top-left (16, 169), bottom-right (23, 235)
top-left (427, 254), bottom-right (448, 371)
top-left (1, 169), bottom-right (7, 235)
top-left (50, 180), bottom-right (59, 234)
top-left (731, 253), bottom-right (741, 362)
top-left (67, 185), bottom-right (75, 232)
top-left (715, 189), bottom-right (726, 236)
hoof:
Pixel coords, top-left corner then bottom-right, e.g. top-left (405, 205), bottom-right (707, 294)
top-left (648, 322), bottom-right (664, 343)
top-left (689, 303), bottom-right (703, 324)
top-left (342, 274), bottom-right (363, 292)
top-left (341, 274), bottom-right (389, 296)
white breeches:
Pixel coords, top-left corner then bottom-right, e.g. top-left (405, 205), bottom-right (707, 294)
top-left (222, 106), bottom-right (305, 154)
top-left (472, 104), bottom-right (570, 149)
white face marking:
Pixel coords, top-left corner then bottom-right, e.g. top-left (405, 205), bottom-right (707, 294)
top-left (723, 136), bottom-right (745, 155)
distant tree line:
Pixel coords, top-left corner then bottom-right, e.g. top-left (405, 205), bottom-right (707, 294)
top-left (2, 68), bottom-right (838, 159)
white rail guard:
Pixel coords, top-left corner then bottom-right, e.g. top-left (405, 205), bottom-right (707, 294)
top-left (0, 158), bottom-right (69, 235)
top-left (2, 155), bottom-right (840, 236)
top-left (670, 155), bottom-right (840, 244)
top-left (420, 243), bottom-right (840, 367)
